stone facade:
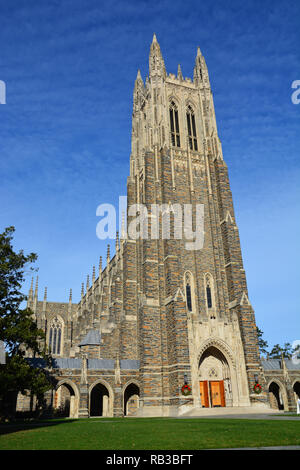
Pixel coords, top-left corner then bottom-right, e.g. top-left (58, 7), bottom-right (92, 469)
top-left (20, 35), bottom-right (300, 417)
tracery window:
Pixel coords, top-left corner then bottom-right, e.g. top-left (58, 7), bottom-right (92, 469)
top-left (49, 317), bottom-right (63, 355)
top-left (186, 105), bottom-right (198, 151)
top-left (169, 101), bottom-right (180, 147)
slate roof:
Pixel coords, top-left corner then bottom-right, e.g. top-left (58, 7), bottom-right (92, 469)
top-left (285, 359), bottom-right (300, 370)
top-left (261, 359), bottom-right (300, 371)
top-left (120, 359), bottom-right (140, 370)
top-left (261, 359), bottom-right (281, 370)
top-left (25, 357), bottom-right (140, 371)
top-left (26, 357), bottom-right (82, 369)
top-left (52, 358), bottom-right (82, 369)
top-left (78, 329), bottom-right (101, 347)
top-left (88, 359), bottom-right (115, 370)
top-left (87, 359), bottom-right (140, 370)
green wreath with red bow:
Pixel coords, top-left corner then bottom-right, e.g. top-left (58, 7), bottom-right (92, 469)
top-left (181, 385), bottom-right (192, 396)
top-left (253, 383), bottom-right (262, 394)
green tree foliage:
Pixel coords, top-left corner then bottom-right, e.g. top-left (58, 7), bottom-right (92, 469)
top-left (256, 327), bottom-right (299, 360)
top-left (269, 343), bottom-right (294, 359)
top-left (0, 226), bottom-right (53, 419)
top-left (256, 327), bottom-right (269, 356)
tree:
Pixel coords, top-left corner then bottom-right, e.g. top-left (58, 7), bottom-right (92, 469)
top-left (256, 327), bottom-right (269, 356)
top-left (0, 226), bottom-right (53, 419)
top-left (269, 342), bottom-right (294, 359)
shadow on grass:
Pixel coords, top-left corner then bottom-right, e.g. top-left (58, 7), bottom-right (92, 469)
top-left (0, 418), bottom-right (77, 436)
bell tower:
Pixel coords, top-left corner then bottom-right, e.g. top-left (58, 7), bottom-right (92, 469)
top-left (128, 35), bottom-right (267, 415)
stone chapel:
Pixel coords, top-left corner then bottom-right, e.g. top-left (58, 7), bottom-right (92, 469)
top-left (20, 35), bottom-right (300, 417)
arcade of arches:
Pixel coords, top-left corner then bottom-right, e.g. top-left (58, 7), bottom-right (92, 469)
top-left (52, 381), bottom-right (141, 418)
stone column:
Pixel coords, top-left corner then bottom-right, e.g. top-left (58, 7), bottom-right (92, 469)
top-left (113, 356), bottom-right (124, 417)
top-left (78, 353), bottom-right (89, 418)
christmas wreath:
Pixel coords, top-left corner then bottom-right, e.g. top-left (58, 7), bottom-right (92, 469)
top-left (253, 383), bottom-right (262, 394)
top-left (181, 385), bottom-right (192, 396)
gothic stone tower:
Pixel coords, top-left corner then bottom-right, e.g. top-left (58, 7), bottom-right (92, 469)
top-left (25, 35), bottom-right (269, 418)
top-left (128, 34), bottom-right (267, 415)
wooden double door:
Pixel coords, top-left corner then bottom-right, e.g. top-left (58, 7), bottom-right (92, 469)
top-left (200, 380), bottom-right (225, 408)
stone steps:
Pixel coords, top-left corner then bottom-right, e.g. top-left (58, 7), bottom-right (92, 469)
top-left (180, 406), bottom-right (281, 417)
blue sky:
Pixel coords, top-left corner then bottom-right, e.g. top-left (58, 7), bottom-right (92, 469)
top-left (0, 0), bottom-right (299, 350)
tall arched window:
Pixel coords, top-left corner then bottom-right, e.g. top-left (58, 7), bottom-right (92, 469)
top-left (186, 105), bottom-right (198, 151)
top-left (204, 274), bottom-right (214, 310)
top-left (184, 271), bottom-right (195, 312)
top-left (206, 284), bottom-right (212, 309)
top-left (186, 283), bottom-right (192, 311)
top-left (49, 316), bottom-right (63, 355)
top-left (169, 101), bottom-right (180, 147)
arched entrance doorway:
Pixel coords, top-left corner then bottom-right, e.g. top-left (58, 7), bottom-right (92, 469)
top-left (293, 381), bottom-right (300, 410)
top-left (90, 383), bottom-right (110, 417)
top-left (123, 383), bottom-right (140, 416)
top-left (54, 382), bottom-right (78, 418)
top-left (268, 381), bottom-right (284, 410)
top-left (293, 381), bottom-right (300, 398)
top-left (198, 346), bottom-right (232, 408)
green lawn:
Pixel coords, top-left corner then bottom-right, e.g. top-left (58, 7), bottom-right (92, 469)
top-left (0, 417), bottom-right (299, 450)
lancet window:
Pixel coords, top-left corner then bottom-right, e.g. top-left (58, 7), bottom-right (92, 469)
top-left (186, 105), bottom-right (198, 151)
top-left (184, 271), bottom-right (195, 312)
top-left (169, 101), bottom-right (180, 147)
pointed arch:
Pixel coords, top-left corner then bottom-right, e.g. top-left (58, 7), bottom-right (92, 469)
top-left (55, 379), bottom-right (79, 418)
top-left (266, 379), bottom-right (289, 411)
top-left (197, 339), bottom-right (237, 408)
top-left (122, 381), bottom-right (140, 416)
top-left (89, 379), bottom-right (114, 417)
top-left (197, 337), bottom-right (236, 367)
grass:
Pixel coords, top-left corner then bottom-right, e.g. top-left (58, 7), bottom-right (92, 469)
top-left (0, 417), bottom-right (300, 450)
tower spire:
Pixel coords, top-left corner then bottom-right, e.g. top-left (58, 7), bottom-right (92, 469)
top-left (34, 276), bottom-right (38, 300)
top-left (177, 64), bottom-right (183, 80)
top-left (42, 286), bottom-right (47, 315)
top-left (116, 231), bottom-right (119, 251)
top-left (68, 288), bottom-right (72, 318)
top-left (121, 211), bottom-right (127, 240)
top-left (28, 277), bottom-right (34, 306)
top-left (193, 46), bottom-right (210, 87)
top-left (136, 69), bottom-right (143, 82)
top-left (99, 256), bottom-right (103, 277)
top-left (134, 69), bottom-right (144, 92)
top-left (149, 34), bottom-right (166, 79)
top-left (43, 286), bottom-right (47, 302)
